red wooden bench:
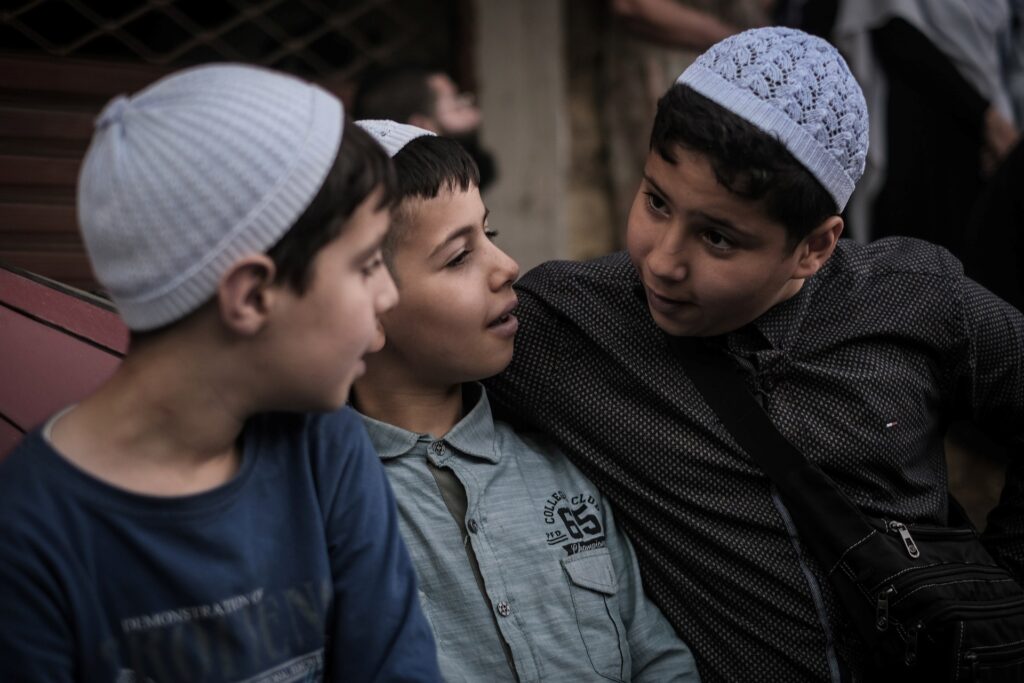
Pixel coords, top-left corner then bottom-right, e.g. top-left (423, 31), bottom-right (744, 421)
top-left (0, 263), bottom-right (127, 458)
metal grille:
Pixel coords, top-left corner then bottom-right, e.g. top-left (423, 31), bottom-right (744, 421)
top-left (0, 0), bottom-right (448, 80)
top-left (0, 0), bottom-right (465, 290)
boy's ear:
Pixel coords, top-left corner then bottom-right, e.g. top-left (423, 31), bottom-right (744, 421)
top-left (217, 255), bottom-right (278, 336)
top-left (791, 215), bottom-right (844, 279)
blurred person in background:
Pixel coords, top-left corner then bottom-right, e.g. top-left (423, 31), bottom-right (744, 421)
top-left (353, 65), bottom-right (498, 192)
top-left (833, 0), bottom-right (1020, 247)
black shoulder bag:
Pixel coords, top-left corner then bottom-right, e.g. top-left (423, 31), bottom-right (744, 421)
top-left (670, 337), bottom-right (1024, 682)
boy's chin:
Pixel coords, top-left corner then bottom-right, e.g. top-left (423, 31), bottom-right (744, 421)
top-left (304, 381), bottom-right (358, 414)
top-left (648, 308), bottom-right (727, 338)
top-left (462, 354), bottom-right (515, 384)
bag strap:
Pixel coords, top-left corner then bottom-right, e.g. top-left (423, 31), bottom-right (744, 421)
top-left (668, 336), bottom-right (876, 566)
top-left (667, 336), bottom-right (807, 482)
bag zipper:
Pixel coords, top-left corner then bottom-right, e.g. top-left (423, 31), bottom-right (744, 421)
top-left (889, 596), bottom-right (1024, 666)
top-left (964, 640), bottom-right (1024, 682)
top-left (891, 566), bottom-right (1021, 611)
top-left (918, 595), bottom-right (1024, 623)
top-left (873, 577), bottom-right (1024, 632)
top-left (874, 517), bottom-right (976, 538)
top-left (876, 585), bottom-right (897, 631)
top-left (884, 520), bottom-right (921, 558)
top-left (870, 562), bottom-right (1008, 600)
top-left (903, 620), bottom-right (921, 666)
top-left (876, 517), bottom-right (976, 557)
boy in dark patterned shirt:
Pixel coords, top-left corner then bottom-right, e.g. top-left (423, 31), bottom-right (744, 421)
top-left (487, 27), bottom-right (1024, 682)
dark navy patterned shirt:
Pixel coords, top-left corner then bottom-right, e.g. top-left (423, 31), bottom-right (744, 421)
top-left (486, 237), bottom-right (1024, 682)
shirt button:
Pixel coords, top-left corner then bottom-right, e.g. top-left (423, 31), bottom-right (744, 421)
top-left (467, 518), bottom-right (479, 534)
top-left (496, 601), bottom-right (511, 617)
top-left (431, 441), bottom-right (446, 456)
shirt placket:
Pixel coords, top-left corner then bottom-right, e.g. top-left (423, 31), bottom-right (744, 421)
top-left (427, 440), bottom-right (536, 682)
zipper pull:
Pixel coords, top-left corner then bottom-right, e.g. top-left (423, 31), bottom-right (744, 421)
top-left (964, 651), bottom-right (979, 682)
top-left (888, 521), bottom-right (921, 558)
top-left (904, 621), bottom-right (921, 666)
top-left (876, 586), bottom-right (895, 631)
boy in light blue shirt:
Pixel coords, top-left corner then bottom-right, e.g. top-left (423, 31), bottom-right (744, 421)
top-left (351, 119), bottom-right (699, 682)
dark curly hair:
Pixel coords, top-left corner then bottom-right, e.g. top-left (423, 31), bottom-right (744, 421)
top-left (267, 118), bottom-right (398, 293)
top-left (650, 84), bottom-right (837, 247)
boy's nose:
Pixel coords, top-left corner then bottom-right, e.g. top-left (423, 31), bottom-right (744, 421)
top-left (646, 240), bottom-right (688, 283)
top-left (489, 245), bottom-right (520, 290)
top-left (375, 266), bottom-right (399, 313)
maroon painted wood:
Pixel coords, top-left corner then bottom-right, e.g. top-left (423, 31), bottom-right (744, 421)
top-left (0, 264), bottom-right (127, 459)
top-left (0, 267), bottom-right (127, 351)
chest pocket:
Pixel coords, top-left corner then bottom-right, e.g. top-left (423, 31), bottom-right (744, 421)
top-left (561, 548), bottom-right (628, 681)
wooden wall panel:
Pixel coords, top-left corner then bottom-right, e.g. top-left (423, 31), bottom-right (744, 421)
top-left (0, 55), bottom-right (169, 291)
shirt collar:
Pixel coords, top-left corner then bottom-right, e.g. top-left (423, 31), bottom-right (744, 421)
top-left (356, 383), bottom-right (501, 464)
top-left (746, 261), bottom-right (826, 351)
top-left (358, 410), bottom-right (421, 460)
top-left (750, 284), bottom-right (808, 350)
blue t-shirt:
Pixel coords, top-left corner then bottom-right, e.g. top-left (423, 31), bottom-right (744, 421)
top-left (0, 408), bottom-right (440, 682)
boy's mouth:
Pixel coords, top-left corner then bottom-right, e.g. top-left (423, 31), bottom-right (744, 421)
top-left (487, 298), bottom-right (519, 331)
top-left (646, 287), bottom-right (693, 314)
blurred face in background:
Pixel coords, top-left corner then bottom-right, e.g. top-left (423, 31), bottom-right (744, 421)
top-left (427, 73), bottom-right (481, 136)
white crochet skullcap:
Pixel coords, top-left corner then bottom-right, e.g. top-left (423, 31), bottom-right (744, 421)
top-left (678, 27), bottom-right (868, 211)
top-left (355, 119), bottom-right (434, 157)
top-left (77, 63), bottom-right (343, 331)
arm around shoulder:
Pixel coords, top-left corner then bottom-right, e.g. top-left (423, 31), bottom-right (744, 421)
top-left (955, 280), bottom-right (1024, 580)
top-left (486, 277), bottom-right (569, 424)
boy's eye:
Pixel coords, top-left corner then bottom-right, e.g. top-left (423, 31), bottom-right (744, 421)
top-left (446, 250), bottom-right (470, 268)
top-left (702, 230), bottom-right (734, 252)
top-left (484, 228), bottom-right (499, 240)
top-left (361, 254), bottom-right (385, 277)
top-left (644, 191), bottom-right (668, 215)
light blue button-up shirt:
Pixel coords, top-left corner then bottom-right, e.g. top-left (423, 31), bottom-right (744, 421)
top-left (359, 385), bottom-right (699, 682)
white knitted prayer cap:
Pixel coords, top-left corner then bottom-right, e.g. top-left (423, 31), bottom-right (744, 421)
top-left (677, 27), bottom-right (868, 211)
top-left (355, 119), bottom-right (434, 157)
top-left (77, 63), bottom-right (343, 331)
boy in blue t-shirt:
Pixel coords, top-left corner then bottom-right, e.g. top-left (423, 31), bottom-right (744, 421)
top-left (350, 119), bottom-right (699, 682)
top-left (0, 65), bottom-right (440, 681)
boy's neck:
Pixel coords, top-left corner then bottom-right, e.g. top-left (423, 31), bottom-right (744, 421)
top-left (353, 377), bottom-right (465, 439)
top-left (48, 335), bottom-right (251, 496)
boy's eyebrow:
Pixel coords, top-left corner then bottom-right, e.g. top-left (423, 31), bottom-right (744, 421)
top-left (642, 174), bottom-right (669, 201)
top-left (430, 226), bottom-right (474, 258)
top-left (691, 210), bottom-right (753, 237)
top-left (429, 208), bottom-right (490, 258)
top-left (352, 234), bottom-right (386, 264)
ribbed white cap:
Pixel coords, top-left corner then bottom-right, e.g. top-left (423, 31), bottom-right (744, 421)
top-left (77, 63), bottom-right (343, 331)
top-left (355, 119), bottom-right (434, 157)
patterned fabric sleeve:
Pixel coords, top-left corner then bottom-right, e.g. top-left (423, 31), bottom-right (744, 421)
top-left (956, 279), bottom-right (1024, 579)
top-left (487, 264), bottom-right (570, 426)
